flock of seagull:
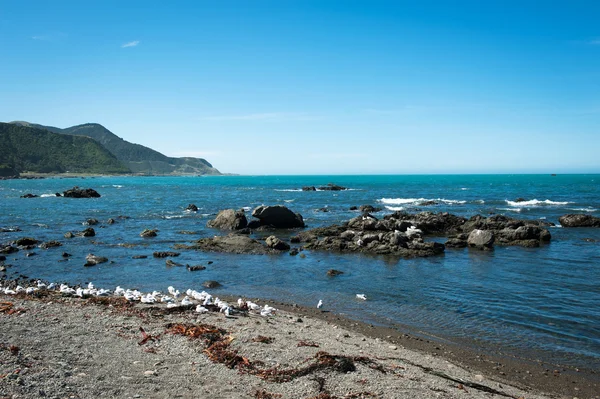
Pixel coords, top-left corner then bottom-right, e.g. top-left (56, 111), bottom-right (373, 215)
top-left (0, 280), bottom-right (277, 317)
top-left (1, 280), bottom-right (368, 315)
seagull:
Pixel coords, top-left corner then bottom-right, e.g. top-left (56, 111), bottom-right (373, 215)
top-left (317, 299), bottom-right (323, 309)
top-left (181, 296), bottom-right (193, 306)
top-left (356, 294), bottom-right (367, 301)
top-left (246, 301), bottom-right (260, 311)
top-left (114, 286), bottom-right (125, 296)
top-left (195, 305), bottom-right (209, 313)
top-left (26, 287), bottom-right (38, 294)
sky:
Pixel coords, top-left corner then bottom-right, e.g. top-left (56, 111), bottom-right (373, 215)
top-left (1, 0), bottom-right (599, 175)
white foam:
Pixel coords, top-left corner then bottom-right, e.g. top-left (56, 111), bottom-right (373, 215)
top-left (113, 185), bottom-right (124, 188)
top-left (498, 207), bottom-right (522, 213)
top-left (461, 187), bottom-right (469, 191)
top-left (284, 199), bottom-right (294, 203)
top-left (242, 206), bottom-right (251, 211)
top-left (505, 199), bottom-right (570, 207)
top-left (385, 206), bottom-right (405, 211)
top-left (379, 198), bottom-right (466, 205)
top-left (569, 207), bottom-right (598, 212)
top-left (40, 193), bottom-right (57, 198)
top-left (164, 215), bottom-right (185, 219)
top-left (274, 189), bottom-right (302, 192)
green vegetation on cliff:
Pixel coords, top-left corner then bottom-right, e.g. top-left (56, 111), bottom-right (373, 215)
top-left (11, 121), bottom-right (221, 175)
top-left (0, 123), bottom-right (129, 174)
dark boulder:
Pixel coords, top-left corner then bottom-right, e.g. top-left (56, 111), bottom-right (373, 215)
top-left (559, 214), bottom-right (600, 227)
top-left (107, 218), bottom-right (116, 224)
top-left (251, 205), bottom-right (305, 228)
top-left (202, 280), bottom-right (222, 288)
top-left (514, 198), bottom-right (527, 203)
top-left (64, 232), bottom-right (74, 239)
top-left (289, 248), bottom-right (300, 256)
top-left (186, 204), bottom-right (199, 212)
top-left (302, 186), bottom-right (317, 191)
top-left (349, 206), bottom-right (358, 211)
top-left (265, 235), bottom-right (291, 250)
top-left (132, 255), bottom-right (148, 259)
top-left (0, 255), bottom-right (6, 261)
top-left (85, 218), bottom-right (99, 226)
top-left (318, 183), bottom-right (347, 191)
top-left (63, 187), bottom-right (101, 198)
top-left (327, 269), bottom-right (344, 276)
top-left (207, 209), bottom-right (248, 230)
top-left (15, 237), bottom-right (38, 246)
top-left (84, 253), bottom-right (108, 266)
top-left (62, 252), bottom-right (72, 258)
top-left (20, 193), bottom-right (38, 198)
top-left (467, 229), bottom-right (494, 250)
top-left (186, 264), bottom-right (206, 271)
top-left (140, 229), bottom-right (158, 238)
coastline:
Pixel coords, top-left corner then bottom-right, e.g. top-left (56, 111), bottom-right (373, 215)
top-left (1, 289), bottom-right (598, 398)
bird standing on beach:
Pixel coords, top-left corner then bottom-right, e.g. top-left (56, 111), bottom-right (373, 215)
top-left (317, 299), bottom-right (323, 309)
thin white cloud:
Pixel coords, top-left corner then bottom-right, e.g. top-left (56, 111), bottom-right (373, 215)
top-left (308, 152), bottom-right (368, 159)
top-left (31, 32), bottom-right (67, 42)
top-left (588, 38), bottom-right (600, 45)
top-left (121, 40), bottom-right (140, 48)
top-left (198, 112), bottom-right (317, 122)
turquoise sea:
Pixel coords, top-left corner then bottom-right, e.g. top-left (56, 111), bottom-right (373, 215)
top-left (1, 174), bottom-right (599, 370)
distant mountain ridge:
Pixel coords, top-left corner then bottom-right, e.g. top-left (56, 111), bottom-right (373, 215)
top-left (0, 122), bottom-right (129, 175)
top-left (10, 121), bottom-right (221, 175)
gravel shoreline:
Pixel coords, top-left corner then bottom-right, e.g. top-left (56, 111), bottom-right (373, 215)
top-left (2, 291), bottom-right (597, 399)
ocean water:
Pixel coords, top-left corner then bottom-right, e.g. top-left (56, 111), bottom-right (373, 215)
top-left (1, 174), bottom-right (599, 370)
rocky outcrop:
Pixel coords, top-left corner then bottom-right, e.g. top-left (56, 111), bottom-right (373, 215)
top-left (63, 187), bottom-right (101, 198)
top-left (0, 245), bottom-right (18, 254)
top-left (251, 205), bottom-right (305, 228)
top-left (559, 214), bottom-right (600, 227)
top-left (207, 209), bottom-right (248, 230)
top-left (467, 230), bottom-right (494, 250)
top-left (265, 235), bottom-right (290, 250)
top-left (383, 211), bottom-right (467, 236)
top-left (84, 253), bottom-right (108, 266)
top-left (327, 269), bottom-right (344, 276)
top-left (20, 193), bottom-right (38, 198)
top-left (302, 186), bottom-right (317, 191)
top-left (359, 205), bottom-right (382, 214)
top-left (202, 280), bottom-right (221, 288)
top-left (177, 233), bottom-right (280, 255)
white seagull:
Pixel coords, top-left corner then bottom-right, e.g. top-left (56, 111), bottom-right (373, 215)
top-left (317, 299), bottom-right (323, 309)
top-left (356, 294), bottom-right (367, 301)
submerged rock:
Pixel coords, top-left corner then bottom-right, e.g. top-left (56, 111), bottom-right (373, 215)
top-left (153, 251), bottom-right (180, 258)
top-left (39, 241), bottom-right (62, 249)
top-left (15, 237), bottom-right (38, 246)
top-left (327, 269), bottom-right (344, 276)
top-left (202, 280), bottom-right (221, 288)
top-left (20, 193), bottom-right (38, 198)
top-left (207, 209), bottom-right (248, 230)
top-left (63, 187), bottom-right (101, 198)
top-left (186, 264), bottom-right (206, 271)
top-left (559, 214), bottom-right (600, 227)
top-left (317, 183), bottom-right (347, 191)
top-left (178, 233), bottom-right (279, 255)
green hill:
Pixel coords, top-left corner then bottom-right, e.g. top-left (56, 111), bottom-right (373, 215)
top-left (11, 121), bottom-right (221, 175)
top-left (0, 123), bottom-right (129, 175)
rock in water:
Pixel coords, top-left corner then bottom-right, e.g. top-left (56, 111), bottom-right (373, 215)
top-left (186, 264), bottom-right (206, 271)
top-left (63, 187), bottom-right (101, 198)
top-left (84, 253), bottom-right (108, 266)
top-left (186, 204), bottom-right (199, 212)
top-left (207, 209), bottom-right (248, 230)
top-left (202, 280), bottom-right (221, 288)
top-left (559, 214), bottom-right (600, 227)
top-left (327, 269), bottom-right (344, 276)
top-left (140, 229), bottom-right (158, 238)
top-left (467, 229), bottom-right (494, 250)
top-left (153, 251), bottom-right (180, 258)
top-left (265, 235), bottom-right (291, 250)
top-left (15, 237), bottom-right (38, 246)
top-left (251, 205), bottom-right (305, 228)
top-left (40, 241), bottom-right (62, 249)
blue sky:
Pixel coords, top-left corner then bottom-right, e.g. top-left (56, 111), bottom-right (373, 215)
top-left (1, 1), bottom-right (599, 174)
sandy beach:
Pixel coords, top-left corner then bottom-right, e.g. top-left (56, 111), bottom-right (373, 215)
top-left (1, 289), bottom-right (597, 399)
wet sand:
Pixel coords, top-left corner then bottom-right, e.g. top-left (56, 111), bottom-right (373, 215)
top-left (1, 290), bottom-right (598, 399)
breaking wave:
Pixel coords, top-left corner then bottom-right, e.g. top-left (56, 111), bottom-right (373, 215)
top-left (379, 198), bottom-right (467, 206)
top-left (505, 199), bottom-right (570, 207)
